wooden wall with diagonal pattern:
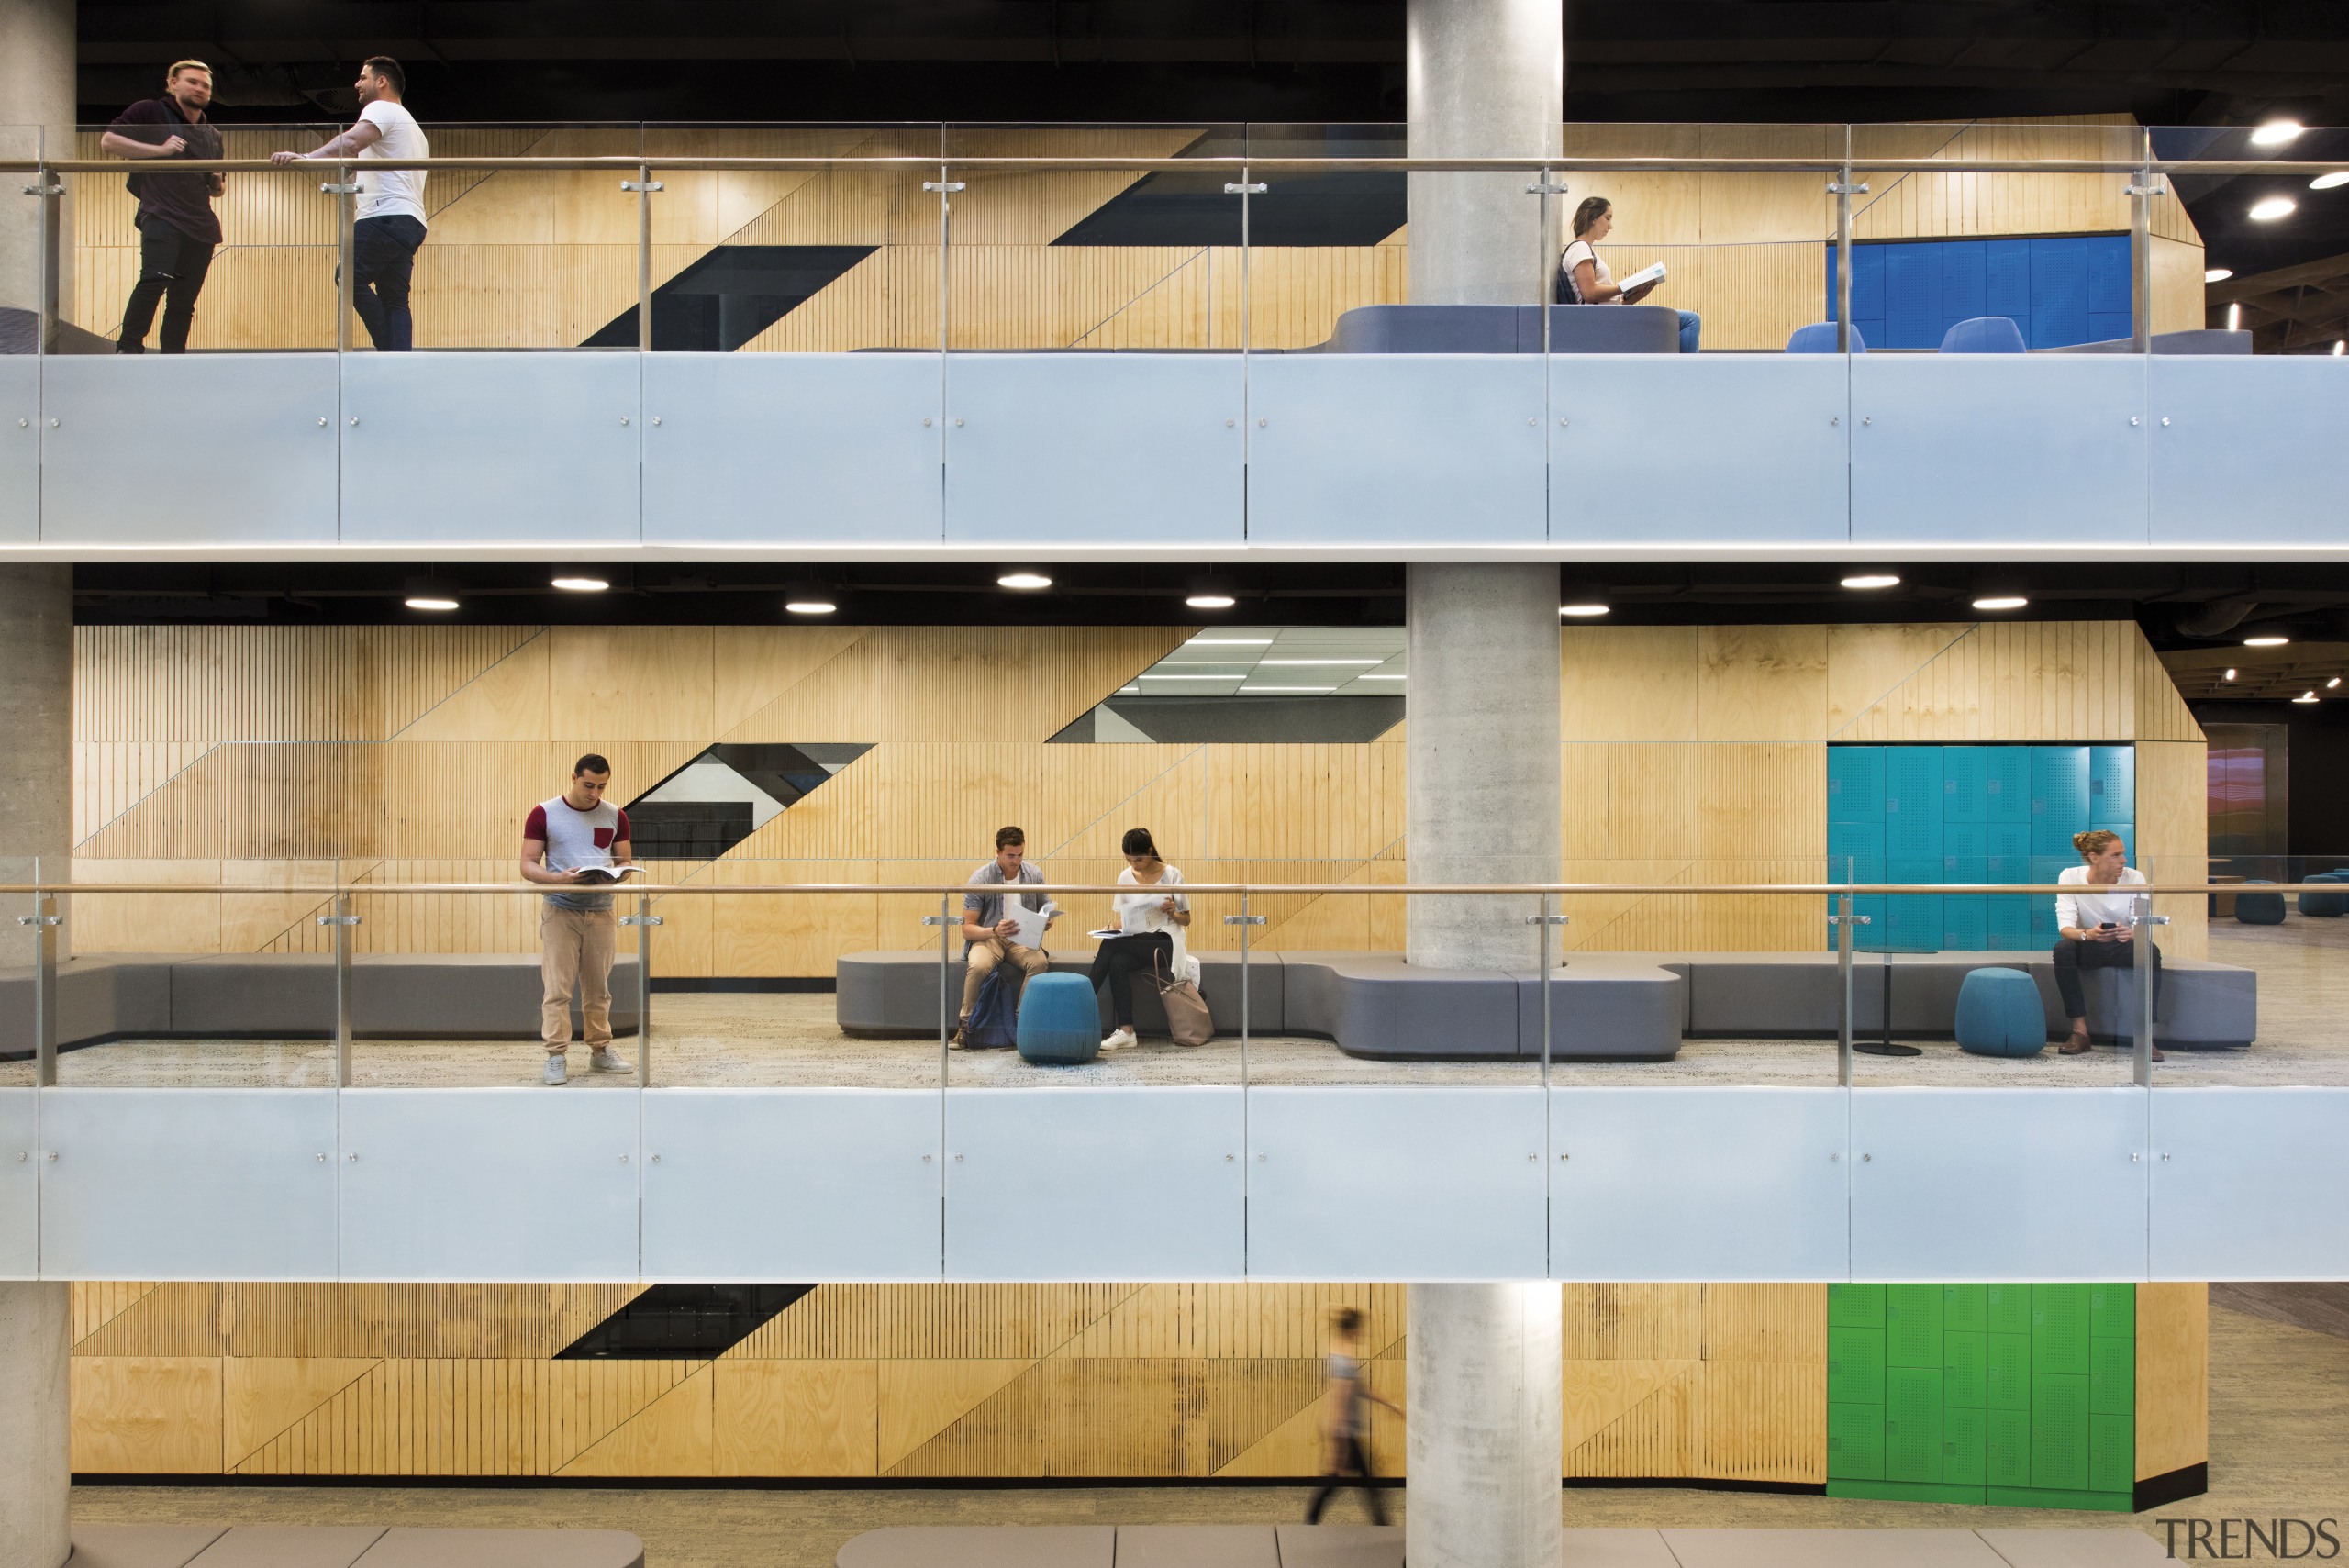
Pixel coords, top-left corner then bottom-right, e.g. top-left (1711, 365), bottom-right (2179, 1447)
top-left (67, 1280), bottom-right (1835, 1482)
top-left (66, 617), bottom-right (2205, 970)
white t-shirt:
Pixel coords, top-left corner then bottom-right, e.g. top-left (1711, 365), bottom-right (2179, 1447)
top-left (2054, 865), bottom-right (2147, 934)
top-left (1113, 863), bottom-right (1189, 934)
top-left (356, 100), bottom-right (429, 225)
top-left (1561, 239), bottom-right (1613, 303)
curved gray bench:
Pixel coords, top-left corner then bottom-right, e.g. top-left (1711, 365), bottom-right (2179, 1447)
top-left (1312, 302), bottom-right (1684, 353)
top-left (837, 948), bottom-right (1684, 1060)
top-left (0, 952), bottom-right (640, 1058)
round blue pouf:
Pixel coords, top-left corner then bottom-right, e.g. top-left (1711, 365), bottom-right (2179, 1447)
top-left (1955, 966), bottom-right (2047, 1058)
top-left (1016, 973), bottom-right (1103, 1064)
top-left (2298, 872), bottom-right (2346, 918)
top-left (2235, 881), bottom-right (2288, 925)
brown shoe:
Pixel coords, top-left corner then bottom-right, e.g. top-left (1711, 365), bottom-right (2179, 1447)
top-left (949, 1024), bottom-right (970, 1050)
top-left (2151, 1045), bottom-right (2165, 1062)
top-left (2060, 1028), bottom-right (2091, 1055)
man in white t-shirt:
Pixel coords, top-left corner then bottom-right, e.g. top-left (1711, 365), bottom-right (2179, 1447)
top-left (271, 57), bottom-right (429, 350)
top-left (521, 754), bottom-right (636, 1086)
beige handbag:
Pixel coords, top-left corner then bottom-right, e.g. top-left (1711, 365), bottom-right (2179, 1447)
top-left (1152, 951), bottom-right (1215, 1048)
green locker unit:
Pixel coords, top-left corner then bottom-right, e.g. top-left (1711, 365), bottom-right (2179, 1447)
top-left (1828, 1283), bottom-right (2136, 1511)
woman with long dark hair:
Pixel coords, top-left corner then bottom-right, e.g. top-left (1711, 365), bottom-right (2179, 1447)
top-left (1558, 195), bottom-right (1701, 354)
top-left (1088, 828), bottom-right (1190, 1051)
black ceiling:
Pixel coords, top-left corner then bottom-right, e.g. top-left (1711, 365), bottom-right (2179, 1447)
top-left (71, 561), bottom-right (2349, 656)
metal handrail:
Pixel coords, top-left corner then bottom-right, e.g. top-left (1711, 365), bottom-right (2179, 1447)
top-left (0, 880), bottom-right (2286, 895)
top-left (6, 154), bottom-right (2345, 176)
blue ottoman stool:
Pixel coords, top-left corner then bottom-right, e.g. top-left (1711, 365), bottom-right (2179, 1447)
top-left (2234, 881), bottom-right (2287, 925)
top-left (1955, 967), bottom-right (2047, 1058)
top-left (1016, 973), bottom-right (1102, 1064)
top-left (2299, 873), bottom-right (2346, 918)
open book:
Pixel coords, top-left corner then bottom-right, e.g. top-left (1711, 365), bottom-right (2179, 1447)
top-left (570, 864), bottom-right (647, 884)
top-left (1620, 261), bottom-right (1667, 293)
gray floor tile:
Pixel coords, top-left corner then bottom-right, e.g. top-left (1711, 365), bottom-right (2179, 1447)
top-left (836, 1525), bottom-right (1115, 1568)
top-left (1660, 1528), bottom-right (2009, 1568)
top-left (71, 1526), bottom-right (231, 1568)
top-left (1115, 1524), bottom-right (1280, 1567)
top-left (1974, 1529), bottom-right (2173, 1567)
top-left (186, 1529), bottom-right (388, 1568)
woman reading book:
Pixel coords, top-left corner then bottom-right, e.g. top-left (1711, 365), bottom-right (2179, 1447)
top-left (1558, 195), bottom-right (1702, 354)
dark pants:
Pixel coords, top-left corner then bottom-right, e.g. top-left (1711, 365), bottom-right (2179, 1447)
top-left (2052, 935), bottom-right (2162, 1021)
top-left (117, 214), bottom-right (215, 353)
top-left (1307, 1436), bottom-right (1386, 1525)
top-left (1088, 932), bottom-right (1172, 1028)
top-left (351, 215), bottom-right (426, 351)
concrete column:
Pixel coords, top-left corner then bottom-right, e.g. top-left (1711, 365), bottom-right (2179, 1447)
top-left (0, 1282), bottom-right (72, 1568)
top-left (1406, 563), bottom-right (1561, 972)
top-left (0, 0), bottom-right (75, 324)
top-left (0, 566), bottom-right (72, 966)
top-left (1407, 1282), bottom-right (1563, 1568)
top-left (1406, 0), bottom-right (1562, 306)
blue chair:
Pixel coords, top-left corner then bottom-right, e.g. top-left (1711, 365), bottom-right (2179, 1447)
top-left (1955, 967), bottom-right (2048, 1058)
top-left (1940, 316), bottom-right (2028, 353)
top-left (1016, 973), bottom-right (1103, 1064)
top-left (1787, 322), bottom-right (1866, 353)
top-left (2234, 881), bottom-right (2287, 925)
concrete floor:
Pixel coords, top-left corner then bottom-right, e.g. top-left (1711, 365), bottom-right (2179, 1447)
top-left (66, 1295), bottom-right (2349, 1568)
top-left (6, 917), bottom-right (2341, 1090)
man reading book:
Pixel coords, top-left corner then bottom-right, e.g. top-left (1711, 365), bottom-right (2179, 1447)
top-left (522, 754), bottom-right (636, 1085)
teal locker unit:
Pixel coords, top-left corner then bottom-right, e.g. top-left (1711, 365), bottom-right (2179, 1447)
top-left (1942, 746), bottom-right (1987, 821)
top-left (2089, 747), bottom-right (2135, 835)
top-left (1830, 745), bottom-right (2132, 952)
top-left (1830, 746), bottom-right (1887, 823)
top-left (1987, 748), bottom-right (2032, 822)
top-left (2031, 746), bottom-right (2092, 855)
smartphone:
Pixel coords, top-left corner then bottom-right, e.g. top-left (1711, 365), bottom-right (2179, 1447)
top-left (2099, 921), bottom-right (2118, 930)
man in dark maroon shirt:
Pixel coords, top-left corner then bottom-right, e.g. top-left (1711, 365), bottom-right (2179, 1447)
top-left (101, 61), bottom-right (226, 354)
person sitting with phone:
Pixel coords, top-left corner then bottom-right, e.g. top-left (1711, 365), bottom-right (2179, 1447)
top-left (1088, 828), bottom-right (1190, 1052)
top-left (2052, 828), bottom-right (2162, 1060)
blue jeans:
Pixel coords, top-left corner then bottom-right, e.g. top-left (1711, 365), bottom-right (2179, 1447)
top-left (1676, 309), bottom-right (1701, 353)
top-left (351, 215), bottom-right (426, 351)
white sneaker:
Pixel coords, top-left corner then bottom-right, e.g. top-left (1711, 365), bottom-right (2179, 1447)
top-left (1100, 1027), bottom-right (1138, 1051)
top-left (543, 1055), bottom-right (568, 1086)
top-left (588, 1047), bottom-right (633, 1073)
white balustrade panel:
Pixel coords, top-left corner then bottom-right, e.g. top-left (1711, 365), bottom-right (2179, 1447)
top-left (641, 1088), bottom-right (941, 1281)
top-left (38, 1089), bottom-right (339, 1280)
top-left (339, 1089), bottom-right (638, 1281)
top-left (1551, 1087), bottom-right (1850, 1281)
top-left (2150, 1087), bottom-right (2349, 1280)
top-left (0, 1089), bottom-right (34, 1278)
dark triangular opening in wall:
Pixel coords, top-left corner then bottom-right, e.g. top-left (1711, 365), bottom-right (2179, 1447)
top-left (555, 1284), bottom-right (817, 1359)
top-left (584, 244), bottom-right (875, 350)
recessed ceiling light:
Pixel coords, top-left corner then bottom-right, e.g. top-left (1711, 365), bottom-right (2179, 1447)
top-left (2204, 266), bottom-right (2233, 283)
top-left (1972, 595), bottom-right (2029, 611)
top-left (2228, 303), bottom-right (2243, 331)
top-left (2250, 196), bottom-right (2298, 222)
top-left (2244, 635), bottom-right (2290, 647)
top-left (551, 575), bottom-right (607, 593)
top-left (1841, 573), bottom-right (1901, 590)
top-left (1186, 593), bottom-right (1237, 609)
top-left (1140, 673), bottom-right (1241, 681)
top-left (2336, 340), bottom-right (2346, 357)
top-left (2296, 691), bottom-right (2320, 704)
top-left (1260, 658), bottom-right (1386, 666)
top-left (1241, 685), bottom-right (1338, 693)
top-left (2312, 172), bottom-right (2349, 190)
top-left (2252, 121), bottom-right (2305, 146)
top-left (1358, 673), bottom-right (1407, 681)
top-left (1189, 637), bottom-right (1273, 646)
top-left (2224, 668), bottom-right (2238, 681)
top-left (1560, 603), bottom-right (1611, 617)
top-left (2331, 677), bottom-right (2343, 690)
top-left (997, 571), bottom-right (1052, 591)
top-left (404, 596), bottom-right (459, 612)
top-left (784, 598), bottom-right (837, 615)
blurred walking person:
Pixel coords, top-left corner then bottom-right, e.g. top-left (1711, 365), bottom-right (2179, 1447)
top-left (1306, 1307), bottom-right (1401, 1525)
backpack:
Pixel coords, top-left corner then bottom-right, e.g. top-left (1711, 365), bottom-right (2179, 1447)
top-left (965, 966), bottom-right (1019, 1051)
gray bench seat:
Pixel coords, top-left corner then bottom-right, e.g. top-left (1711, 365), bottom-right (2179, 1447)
top-left (0, 952), bottom-right (639, 1057)
top-left (835, 944), bottom-right (2255, 1058)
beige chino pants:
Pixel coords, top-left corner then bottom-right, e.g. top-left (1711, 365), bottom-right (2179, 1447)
top-left (960, 935), bottom-right (1050, 1024)
top-left (541, 906), bottom-right (617, 1054)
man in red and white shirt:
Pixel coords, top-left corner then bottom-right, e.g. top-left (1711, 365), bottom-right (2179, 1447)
top-left (521, 754), bottom-right (633, 1085)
